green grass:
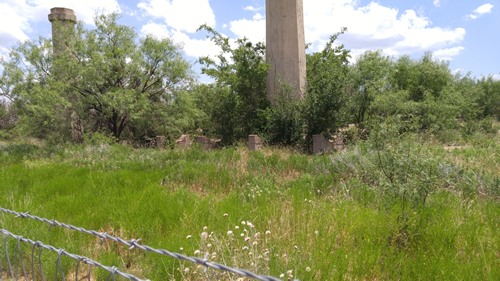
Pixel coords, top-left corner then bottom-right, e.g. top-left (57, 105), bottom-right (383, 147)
top-left (0, 136), bottom-right (499, 280)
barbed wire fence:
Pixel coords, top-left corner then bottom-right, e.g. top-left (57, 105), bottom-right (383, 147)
top-left (0, 207), bottom-right (282, 281)
top-left (1, 228), bottom-right (147, 281)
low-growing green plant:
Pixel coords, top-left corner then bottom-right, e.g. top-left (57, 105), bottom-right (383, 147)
top-left (0, 139), bottom-right (498, 280)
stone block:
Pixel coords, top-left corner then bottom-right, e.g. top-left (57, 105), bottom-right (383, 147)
top-left (194, 136), bottom-right (220, 149)
top-left (248, 135), bottom-right (263, 151)
top-left (155, 135), bottom-right (166, 149)
top-left (312, 134), bottom-right (331, 154)
top-left (176, 134), bottom-right (191, 149)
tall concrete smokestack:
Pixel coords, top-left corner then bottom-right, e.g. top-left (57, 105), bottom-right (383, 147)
top-left (48, 7), bottom-right (77, 56)
top-left (266, 0), bottom-right (307, 103)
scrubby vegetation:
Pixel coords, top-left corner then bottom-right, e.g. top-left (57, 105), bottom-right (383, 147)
top-left (1, 15), bottom-right (498, 146)
top-left (0, 12), bottom-right (499, 281)
top-left (0, 131), bottom-right (498, 280)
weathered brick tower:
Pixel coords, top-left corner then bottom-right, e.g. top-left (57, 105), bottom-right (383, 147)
top-left (266, 0), bottom-right (307, 103)
top-left (48, 7), bottom-right (83, 143)
top-left (48, 7), bottom-right (77, 56)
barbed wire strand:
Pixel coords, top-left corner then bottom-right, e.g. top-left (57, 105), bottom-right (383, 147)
top-left (31, 242), bottom-right (46, 281)
top-left (0, 207), bottom-right (282, 281)
top-left (4, 235), bottom-right (16, 280)
top-left (17, 238), bottom-right (28, 279)
top-left (56, 248), bottom-right (66, 281)
top-left (0, 229), bottom-right (148, 281)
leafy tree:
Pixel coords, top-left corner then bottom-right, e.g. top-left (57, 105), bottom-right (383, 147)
top-left (0, 37), bottom-right (71, 140)
top-left (390, 53), bottom-right (452, 102)
top-left (304, 28), bottom-right (350, 147)
top-left (0, 58), bottom-right (21, 103)
top-left (477, 76), bottom-right (500, 120)
top-left (0, 101), bottom-right (17, 134)
top-left (439, 74), bottom-right (480, 123)
top-left (362, 52), bottom-right (459, 134)
top-left (0, 13), bottom-right (195, 142)
top-left (263, 83), bottom-right (305, 146)
top-left (345, 50), bottom-right (392, 125)
top-left (198, 25), bottom-right (269, 145)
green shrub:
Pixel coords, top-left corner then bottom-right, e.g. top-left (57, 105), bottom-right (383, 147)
top-left (263, 85), bottom-right (305, 146)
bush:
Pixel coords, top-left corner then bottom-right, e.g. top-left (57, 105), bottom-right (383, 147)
top-left (198, 26), bottom-right (269, 145)
top-left (304, 28), bottom-right (350, 149)
top-left (263, 85), bottom-right (305, 146)
top-left (326, 129), bottom-right (491, 208)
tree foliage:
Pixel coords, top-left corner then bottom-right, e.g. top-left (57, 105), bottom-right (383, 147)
top-left (1, 13), bottom-right (195, 142)
top-left (477, 76), bottom-right (500, 120)
top-left (1, 14), bottom-right (497, 149)
top-left (197, 25), bottom-right (269, 145)
top-left (345, 50), bottom-right (392, 125)
top-left (303, 28), bottom-right (350, 145)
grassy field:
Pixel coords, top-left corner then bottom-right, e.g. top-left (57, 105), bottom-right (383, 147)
top-left (0, 132), bottom-right (499, 280)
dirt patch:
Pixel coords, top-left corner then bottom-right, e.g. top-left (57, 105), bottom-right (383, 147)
top-left (443, 145), bottom-right (471, 151)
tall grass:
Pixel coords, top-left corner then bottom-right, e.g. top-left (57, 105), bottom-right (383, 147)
top-left (0, 135), bottom-right (498, 280)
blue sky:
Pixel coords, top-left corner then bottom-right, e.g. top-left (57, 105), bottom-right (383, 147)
top-left (0, 0), bottom-right (499, 80)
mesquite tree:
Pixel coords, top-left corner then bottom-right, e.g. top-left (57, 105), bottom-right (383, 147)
top-left (1, 13), bottom-right (195, 142)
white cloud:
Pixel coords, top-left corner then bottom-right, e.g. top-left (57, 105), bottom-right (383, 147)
top-left (140, 23), bottom-right (219, 60)
top-left (32, 0), bottom-right (120, 23)
top-left (227, 0), bottom-right (465, 60)
top-left (137, 0), bottom-right (215, 33)
top-left (0, 0), bottom-right (471, 76)
top-left (433, 46), bottom-right (465, 61)
top-left (229, 13), bottom-right (266, 43)
top-left (244, 6), bottom-right (261, 12)
top-left (138, 0), bottom-right (217, 60)
top-left (474, 3), bottom-right (494, 14)
top-left (433, 0), bottom-right (441, 7)
top-left (170, 30), bottom-right (220, 60)
top-left (141, 22), bottom-right (171, 39)
top-left (467, 3), bottom-right (494, 20)
top-left (303, 1), bottom-right (465, 55)
top-left (492, 74), bottom-right (500, 81)
top-left (0, 2), bottom-right (31, 45)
